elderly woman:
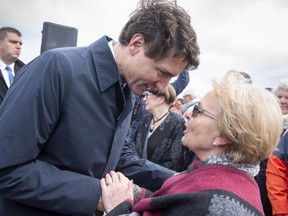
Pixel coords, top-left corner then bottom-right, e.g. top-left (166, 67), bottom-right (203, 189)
top-left (272, 79), bottom-right (288, 132)
top-left (266, 79), bottom-right (288, 216)
top-left (130, 83), bottom-right (194, 172)
top-left (100, 71), bottom-right (283, 216)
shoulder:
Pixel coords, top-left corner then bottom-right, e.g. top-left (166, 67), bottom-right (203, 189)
top-left (273, 130), bottom-right (288, 162)
top-left (205, 189), bottom-right (263, 216)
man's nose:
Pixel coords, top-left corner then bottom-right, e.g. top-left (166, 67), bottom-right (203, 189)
top-left (154, 79), bottom-right (170, 92)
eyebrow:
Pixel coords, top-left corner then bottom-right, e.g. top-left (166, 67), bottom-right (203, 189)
top-left (158, 68), bottom-right (174, 78)
top-left (9, 39), bottom-right (23, 45)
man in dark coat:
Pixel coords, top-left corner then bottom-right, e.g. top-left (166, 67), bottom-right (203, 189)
top-left (0, 27), bottom-right (25, 105)
top-left (0, 1), bottom-right (200, 215)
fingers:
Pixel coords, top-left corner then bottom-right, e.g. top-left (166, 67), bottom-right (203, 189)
top-left (117, 171), bottom-right (130, 183)
top-left (104, 171), bottom-right (118, 185)
top-left (107, 171), bottom-right (128, 181)
top-left (100, 178), bottom-right (107, 189)
top-left (109, 171), bottom-right (120, 183)
top-left (128, 180), bottom-right (134, 191)
top-left (102, 171), bottom-right (130, 188)
top-left (104, 172), bottom-right (113, 186)
top-left (100, 171), bottom-right (134, 212)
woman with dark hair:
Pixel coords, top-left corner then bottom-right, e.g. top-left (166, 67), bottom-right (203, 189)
top-left (130, 83), bottom-right (194, 172)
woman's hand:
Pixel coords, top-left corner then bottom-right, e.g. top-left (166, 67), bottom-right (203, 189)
top-left (100, 171), bottom-right (134, 213)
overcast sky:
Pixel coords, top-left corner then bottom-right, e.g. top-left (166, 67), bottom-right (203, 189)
top-left (1, 0), bottom-right (287, 96)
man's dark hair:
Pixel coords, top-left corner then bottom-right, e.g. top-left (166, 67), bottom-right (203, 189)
top-left (119, 0), bottom-right (200, 70)
top-left (0, 27), bottom-right (22, 40)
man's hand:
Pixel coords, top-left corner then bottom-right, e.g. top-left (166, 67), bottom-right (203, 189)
top-left (100, 171), bottom-right (134, 213)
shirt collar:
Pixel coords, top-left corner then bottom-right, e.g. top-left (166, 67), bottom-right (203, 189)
top-left (0, 60), bottom-right (15, 72)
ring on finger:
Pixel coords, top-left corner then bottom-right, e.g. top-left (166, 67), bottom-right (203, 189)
top-left (105, 180), bottom-right (112, 186)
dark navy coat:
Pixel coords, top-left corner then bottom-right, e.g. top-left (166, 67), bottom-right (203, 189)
top-left (0, 36), bottom-right (173, 215)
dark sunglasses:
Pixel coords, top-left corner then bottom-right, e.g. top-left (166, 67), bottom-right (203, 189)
top-left (192, 103), bottom-right (218, 120)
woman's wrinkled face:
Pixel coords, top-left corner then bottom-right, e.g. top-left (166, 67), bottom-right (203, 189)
top-left (275, 88), bottom-right (288, 115)
top-left (181, 90), bottom-right (221, 158)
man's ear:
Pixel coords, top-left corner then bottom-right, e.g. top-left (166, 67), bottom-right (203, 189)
top-left (128, 33), bottom-right (144, 56)
top-left (213, 137), bottom-right (230, 146)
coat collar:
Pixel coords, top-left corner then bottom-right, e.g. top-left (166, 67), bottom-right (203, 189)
top-left (89, 36), bottom-right (121, 92)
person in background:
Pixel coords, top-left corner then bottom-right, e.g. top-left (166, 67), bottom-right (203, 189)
top-left (0, 1), bottom-right (200, 215)
top-left (130, 84), bottom-right (194, 172)
top-left (272, 79), bottom-right (288, 133)
top-left (128, 69), bottom-right (190, 143)
top-left (266, 79), bottom-right (288, 216)
top-left (0, 27), bottom-right (25, 105)
top-left (170, 98), bottom-right (183, 115)
top-left (181, 88), bottom-right (199, 114)
top-left (100, 70), bottom-right (283, 216)
top-left (266, 130), bottom-right (288, 216)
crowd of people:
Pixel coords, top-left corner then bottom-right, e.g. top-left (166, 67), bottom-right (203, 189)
top-left (0, 0), bottom-right (287, 216)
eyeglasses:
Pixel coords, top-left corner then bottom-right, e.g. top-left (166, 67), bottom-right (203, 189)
top-left (192, 103), bottom-right (218, 120)
top-left (143, 91), bottom-right (164, 98)
top-left (143, 92), bottom-right (153, 98)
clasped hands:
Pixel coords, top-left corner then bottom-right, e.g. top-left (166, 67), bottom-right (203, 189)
top-left (99, 171), bottom-right (134, 213)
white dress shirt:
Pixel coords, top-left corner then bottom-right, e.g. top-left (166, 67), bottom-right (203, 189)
top-left (0, 60), bottom-right (15, 87)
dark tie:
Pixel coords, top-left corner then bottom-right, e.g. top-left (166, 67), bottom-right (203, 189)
top-left (5, 66), bottom-right (14, 85)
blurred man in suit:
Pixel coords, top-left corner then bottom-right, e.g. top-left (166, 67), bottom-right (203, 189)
top-left (0, 27), bottom-right (25, 105)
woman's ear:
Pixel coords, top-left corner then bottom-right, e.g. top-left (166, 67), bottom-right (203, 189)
top-left (157, 95), bottom-right (165, 105)
top-left (213, 137), bottom-right (230, 146)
